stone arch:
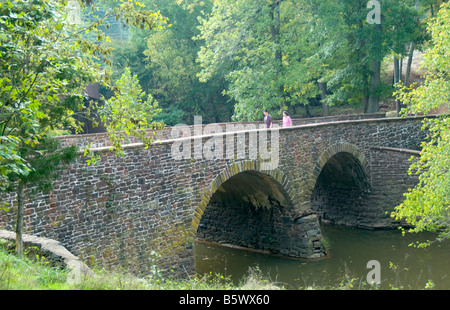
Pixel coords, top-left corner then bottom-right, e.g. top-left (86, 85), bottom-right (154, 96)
top-left (191, 160), bottom-right (294, 236)
top-left (190, 160), bottom-right (320, 258)
top-left (310, 142), bottom-right (372, 227)
top-left (313, 142), bottom-right (371, 184)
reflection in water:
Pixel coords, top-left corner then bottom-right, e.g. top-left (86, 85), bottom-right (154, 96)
top-left (194, 224), bottom-right (450, 289)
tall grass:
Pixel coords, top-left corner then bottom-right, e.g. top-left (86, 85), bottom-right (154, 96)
top-left (0, 241), bottom-right (281, 290)
top-left (0, 240), bottom-right (70, 289)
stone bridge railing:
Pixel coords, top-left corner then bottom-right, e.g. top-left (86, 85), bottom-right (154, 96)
top-left (57, 113), bottom-right (386, 149)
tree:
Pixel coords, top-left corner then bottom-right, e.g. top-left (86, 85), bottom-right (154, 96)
top-left (100, 67), bottom-right (162, 155)
top-left (388, 1), bottom-right (427, 114)
top-left (0, 0), bottom-right (167, 255)
top-left (99, 0), bottom-right (233, 124)
top-left (196, 0), bottom-right (326, 121)
top-left (278, 0), bottom-right (324, 116)
top-left (195, 0), bottom-right (429, 120)
top-left (9, 138), bottom-right (77, 256)
top-left (391, 2), bottom-right (450, 247)
top-left (307, 0), bottom-right (424, 114)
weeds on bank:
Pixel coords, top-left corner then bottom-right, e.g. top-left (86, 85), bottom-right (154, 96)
top-left (0, 243), bottom-right (279, 290)
top-left (0, 242), bottom-right (436, 290)
top-left (0, 240), bottom-right (70, 290)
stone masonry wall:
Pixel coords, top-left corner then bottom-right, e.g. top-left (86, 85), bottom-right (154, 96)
top-left (367, 147), bottom-right (421, 228)
top-left (0, 115), bottom-right (429, 277)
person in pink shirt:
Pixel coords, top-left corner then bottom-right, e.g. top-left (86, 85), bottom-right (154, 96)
top-left (282, 111), bottom-right (292, 127)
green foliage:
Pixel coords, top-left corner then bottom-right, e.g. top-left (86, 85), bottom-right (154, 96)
top-left (144, 0), bottom-right (233, 124)
top-left (144, 27), bottom-right (199, 114)
top-left (101, 0), bottom-right (233, 124)
top-left (0, 0), bottom-right (167, 185)
top-left (308, 0), bottom-right (424, 112)
top-left (0, 241), bottom-right (70, 289)
top-left (196, 0), bottom-right (295, 121)
top-left (0, 0), bottom-right (80, 190)
top-left (100, 67), bottom-right (163, 155)
top-left (0, 0), bottom-right (168, 255)
top-left (96, 0), bottom-right (443, 123)
top-left (154, 105), bottom-right (186, 126)
top-left (0, 244), bottom-right (276, 290)
top-left (0, 136), bottom-right (27, 191)
top-left (7, 137), bottom-right (78, 193)
top-left (195, 0), bottom-right (428, 120)
top-left (391, 2), bottom-right (450, 247)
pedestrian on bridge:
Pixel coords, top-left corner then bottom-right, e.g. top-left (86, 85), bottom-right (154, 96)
top-left (283, 111), bottom-right (292, 127)
top-left (263, 109), bottom-right (273, 128)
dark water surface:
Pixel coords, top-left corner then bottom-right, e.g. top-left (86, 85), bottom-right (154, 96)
top-left (194, 224), bottom-right (450, 289)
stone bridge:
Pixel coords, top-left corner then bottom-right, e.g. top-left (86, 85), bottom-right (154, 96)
top-left (0, 114), bottom-right (429, 277)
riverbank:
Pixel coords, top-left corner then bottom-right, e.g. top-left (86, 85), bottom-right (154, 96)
top-left (0, 241), bottom-right (377, 290)
top-left (0, 244), bottom-right (437, 291)
top-left (2, 224), bottom-right (445, 290)
top-left (0, 240), bottom-right (281, 290)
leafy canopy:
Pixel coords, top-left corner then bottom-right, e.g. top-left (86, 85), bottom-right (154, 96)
top-left (100, 67), bottom-right (162, 156)
top-left (391, 2), bottom-right (450, 247)
top-left (0, 0), bottom-right (167, 190)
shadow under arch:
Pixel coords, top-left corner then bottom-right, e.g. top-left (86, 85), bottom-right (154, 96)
top-left (311, 143), bottom-right (372, 227)
top-left (191, 161), bottom-right (325, 258)
top-left (191, 161), bottom-right (294, 233)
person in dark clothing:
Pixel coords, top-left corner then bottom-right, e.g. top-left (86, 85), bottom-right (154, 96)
top-left (263, 109), bottom-right (273, 128)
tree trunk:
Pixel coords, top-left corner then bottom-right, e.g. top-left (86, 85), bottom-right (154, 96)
top-left (361, 55), bottom-right (369, 113)
top-left (365, 1), bottom-right (382, 114)
top-left (305, 104), bottom-right (311, 117)
top-left (393, 56), bottom-right (399, 85)
top-left (269, 0), bottom-right (285, 112)
top-left (405, 42), bottom-right (415, 88)
top-left (367, 59), bottom-right (381, 113)
top-left (394, 56), bottom-right (401, 115)
top-left (318, 82), bottom-right (329, 116)
top-left (357, 15), bottom-right (369, 113)
top-left (399, 57), bottom-right (403, 82)
top-left (15, 181), bottom-right (25, 257)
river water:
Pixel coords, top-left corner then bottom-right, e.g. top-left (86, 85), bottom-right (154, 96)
top-left (194, 224), bottom-right (450, 289)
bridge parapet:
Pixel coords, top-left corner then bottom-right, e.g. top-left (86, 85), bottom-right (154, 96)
top-left (56, 113), bottom-right (387, 149)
